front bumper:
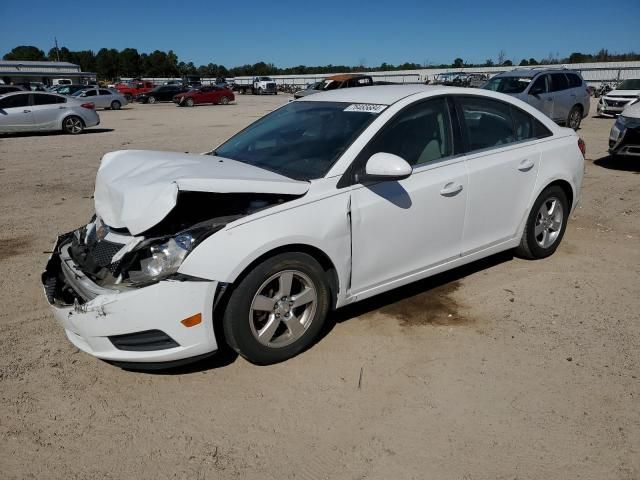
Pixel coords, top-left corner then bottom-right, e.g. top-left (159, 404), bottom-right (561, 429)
top-left (609, 126), bottom-right (640, 157)
top-left (42, 234), bottom-right (220, 364)
top-left (598, 98), bottom-right (637, 116)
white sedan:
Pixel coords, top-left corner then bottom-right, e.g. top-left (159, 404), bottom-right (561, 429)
top-left (42, 85), bottom-right (585, 368)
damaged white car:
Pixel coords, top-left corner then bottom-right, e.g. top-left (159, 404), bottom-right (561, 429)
top-left (43, 85), bottom-right (585, 368)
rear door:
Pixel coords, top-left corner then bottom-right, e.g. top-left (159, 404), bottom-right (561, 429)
top-left (549, 73), bottom-right (571, 121)
top-left (0, 93), bottom-right (34, 132)
top-left (456, 95), bottom-right (544, 254)
top-left (98, 89), bottom-right (114, 108)
top-left (31, 93), bottom-right (67, 130)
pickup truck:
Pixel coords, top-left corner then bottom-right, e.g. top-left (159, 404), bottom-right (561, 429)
top-left (115, 80), bottom-right (156, 102)
top-left (233, 76), bottom-right (278, 95)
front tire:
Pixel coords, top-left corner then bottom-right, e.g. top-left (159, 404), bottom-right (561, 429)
top-left (186, 98), bottom-right (195, 107)
top-left (218, 96), bottom-right (229, 105)
top-left (148, 95), bottom-right (156, 104)
top-left (515, 186), bottom-right (569, 259)
top-left (222, 253), bottom-right (331, 365)
top-left (62, 115), bottom-right (84, 134)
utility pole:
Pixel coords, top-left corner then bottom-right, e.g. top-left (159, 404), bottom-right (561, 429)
top-left (54, 37), bottom-right (60, 62)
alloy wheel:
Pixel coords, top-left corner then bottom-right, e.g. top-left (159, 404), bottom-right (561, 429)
top-left (64, 117), bottom-right (83, 134)
top-left (249, 270), bottom-right (318, 348)
top-left (534, 196), bottom-right (564, 248)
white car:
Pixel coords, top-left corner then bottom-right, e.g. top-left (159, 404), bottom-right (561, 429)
top-left (72, 87), bottom-right (128, 110)
top-left (597, 79), bottom-right (640, 117)
top-left (0, 91), bottom-right (100, 134)
top-left (42, 85), bottom-right (585, 368)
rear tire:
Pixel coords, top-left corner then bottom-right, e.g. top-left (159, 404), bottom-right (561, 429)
top-left (515, 186), bottom-right (569, 259)
top-left (62, 115), bottom-right (84, 135)
top-left (110, 100), bottom-right (121, 110)
top-left (222, 252), bottom-right (331, 365)
top-left (148, 95), bottom-right (156, 104)
top-left (567, 105), bottom-right (582, 130)
top-left (219, 96), bottom-right (229, 105)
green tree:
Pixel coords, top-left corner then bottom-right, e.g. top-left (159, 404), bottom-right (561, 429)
top-left (485, 59), bottom-right (495, 67)
top-left (528, 58), bottom-right (539, 65)
top-left (503, 59), bottom-right (513, 66)
top-left (453, 58), bottom-right (464, 68)
top-left (3, 45), bottom-right (46, 61)
top-left (519, 59), bottom-right (529, 66)
top-left (119, 48), bottom-right (140, 77)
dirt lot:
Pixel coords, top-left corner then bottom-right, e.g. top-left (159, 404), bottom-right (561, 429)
top-left (0, 95), bottom-right (638, 479)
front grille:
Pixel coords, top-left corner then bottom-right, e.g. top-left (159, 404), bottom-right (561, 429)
top-left (91, 240), bottom-right (124, 267)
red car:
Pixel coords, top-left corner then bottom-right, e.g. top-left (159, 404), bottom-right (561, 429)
top-left (173, 86), bottom-right (235, 107)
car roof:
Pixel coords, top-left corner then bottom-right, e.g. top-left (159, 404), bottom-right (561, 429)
top-left (326, 74), bottom-right (369, 81)
top-left (298, 84), bottom-right (455, 105)
top-left (495, 68), bottom-right (580, 78)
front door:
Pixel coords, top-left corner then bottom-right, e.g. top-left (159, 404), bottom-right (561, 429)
top-left (0, 93), bottom-right (34, 131)
top-left (349, 97), bottom-right (467, 295)
top-left (527, 74), bottom-right (555, 119)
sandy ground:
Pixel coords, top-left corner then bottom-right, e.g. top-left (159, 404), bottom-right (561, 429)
top-left (0, 95), bottom-right (638, 479)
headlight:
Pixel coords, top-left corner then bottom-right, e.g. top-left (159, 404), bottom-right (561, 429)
top-left (618, 115), bottom-right (640, 129)
top-left (125, 224), bottom-right (225, 285)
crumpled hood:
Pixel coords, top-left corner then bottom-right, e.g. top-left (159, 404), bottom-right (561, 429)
top-left (94, 150), bottom-right (309, 235)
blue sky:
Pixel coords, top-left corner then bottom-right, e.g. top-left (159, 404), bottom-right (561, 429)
top-left (1, 0), bottom-right (639, 67)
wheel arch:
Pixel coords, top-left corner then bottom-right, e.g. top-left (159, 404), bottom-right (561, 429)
top-left (545, 178), bottom-right (574, 209)
top-left (226, 243), bottom-right (340, 310)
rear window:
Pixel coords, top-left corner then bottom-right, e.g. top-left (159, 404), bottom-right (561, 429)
top-left (550, 73), bottom-right (569, 92)
top-left (567, 73), bottom-right (582, 88)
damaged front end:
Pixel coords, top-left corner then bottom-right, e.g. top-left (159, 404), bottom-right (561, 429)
top-left (41, 190), bottom-right (301, 364)
top-left (46, 191), bottom-right (299, 296)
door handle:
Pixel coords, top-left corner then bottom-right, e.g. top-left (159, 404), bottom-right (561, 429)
top-left (58, 106), bottom-right (66, 109)
top-left (23, 109), bottom-right (31, 113)
top-left (518, 159), bottom-right (535, 171)
top-left (440, 182), bottom-right (463, 196)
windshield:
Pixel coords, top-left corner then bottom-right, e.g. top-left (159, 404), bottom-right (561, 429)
top-left (213, 101), bottom-right (381, 180)
top-left (259, 77), bottom-right (273, 81)
top-left (616, 79), bottom-right (640, 90)
top-left (483, 76), bottom-right (532, 93)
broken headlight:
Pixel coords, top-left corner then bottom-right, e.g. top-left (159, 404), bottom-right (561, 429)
top-left (126, 225), bottom-right (223, 285)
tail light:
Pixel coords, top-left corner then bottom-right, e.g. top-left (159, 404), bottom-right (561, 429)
top-left (578, 138), bottom-right (586, 158)
top-left (80, 102), bottom-right (95, 109)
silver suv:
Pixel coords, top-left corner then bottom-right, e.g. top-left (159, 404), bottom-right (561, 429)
top-left (483, 68), bottom-right (590, 129)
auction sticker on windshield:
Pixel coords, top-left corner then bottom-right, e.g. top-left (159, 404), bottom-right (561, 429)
top-left (344, 104), bottom-right (387, 114)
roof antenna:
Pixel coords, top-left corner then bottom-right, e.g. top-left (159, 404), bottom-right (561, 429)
top-left (54, 37), bottom-right (60, 62)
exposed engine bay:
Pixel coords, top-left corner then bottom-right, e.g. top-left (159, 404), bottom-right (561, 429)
top-left (59, 191), bottom-right (300, 291)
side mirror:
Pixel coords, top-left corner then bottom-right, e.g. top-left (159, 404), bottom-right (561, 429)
top-left (360, 152), bottom-right (412, 182)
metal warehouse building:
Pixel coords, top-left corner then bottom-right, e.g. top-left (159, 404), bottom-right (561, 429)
top-left (0, 60), bottom-right (96, 86)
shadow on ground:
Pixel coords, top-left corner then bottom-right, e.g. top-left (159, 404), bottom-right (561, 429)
top-left (0, 128), bottom-right (114, 138)
top-left (593, 155), bottom-right (640, 173)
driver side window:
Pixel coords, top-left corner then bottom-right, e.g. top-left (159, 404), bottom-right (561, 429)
top-left (364, 98), bottom-right (454, 167)
top-left (529, 75), bottom-right (548, 94)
